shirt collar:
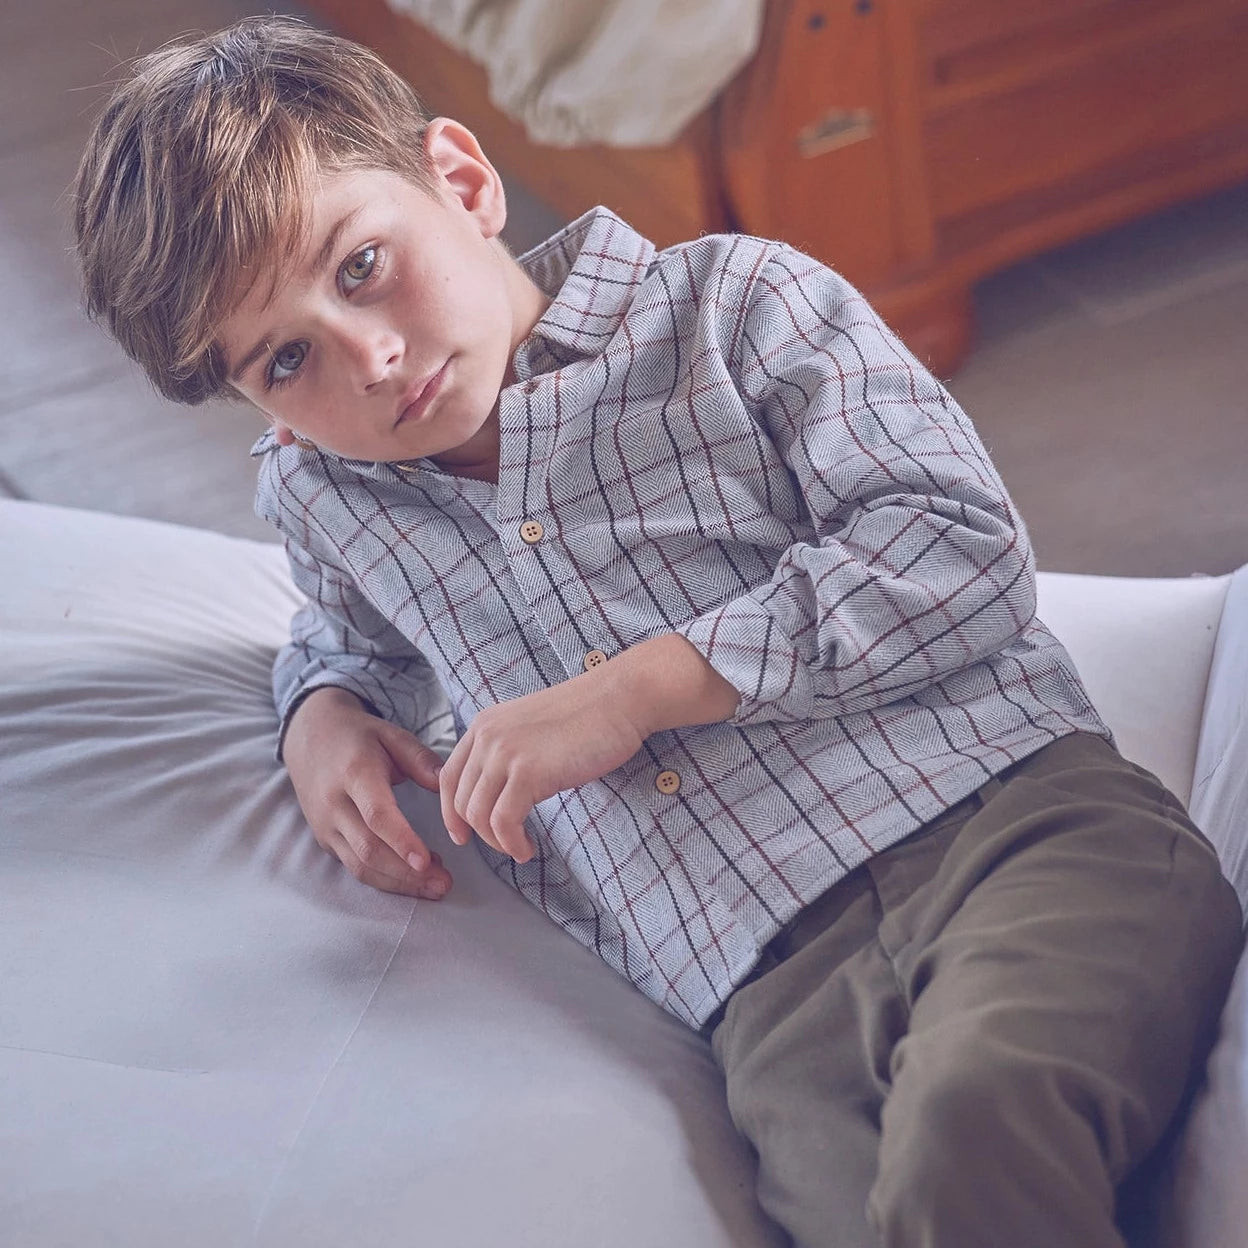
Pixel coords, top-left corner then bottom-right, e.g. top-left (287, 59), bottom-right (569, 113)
top-left (511, 206), bottom-right (655, 378)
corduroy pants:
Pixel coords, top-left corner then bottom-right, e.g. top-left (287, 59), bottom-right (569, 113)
top-left (708, 732), bottom-right (1244, 1248)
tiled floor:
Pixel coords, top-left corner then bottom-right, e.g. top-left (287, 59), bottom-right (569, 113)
top-left (3, 0), bottom-right (1245, 574)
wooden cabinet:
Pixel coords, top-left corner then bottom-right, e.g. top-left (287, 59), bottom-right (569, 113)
top-left (306, 0), bottom-right (1248, 374)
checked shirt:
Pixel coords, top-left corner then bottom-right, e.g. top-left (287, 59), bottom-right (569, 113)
top-left (253, 207), bottom-right (1108, 1028)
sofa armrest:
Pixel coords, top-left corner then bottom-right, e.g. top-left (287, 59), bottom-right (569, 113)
top-left (1035, 571), bottom-right (1230, 808)
top-left (1155, 564), bottom-right (1248, 1248)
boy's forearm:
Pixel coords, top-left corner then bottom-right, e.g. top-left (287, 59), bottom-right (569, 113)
top-left (599, 634), bottom-right (740, 737)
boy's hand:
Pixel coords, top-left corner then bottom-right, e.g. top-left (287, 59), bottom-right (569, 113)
top-left (282, 687), bottom-right (453, 900)
top-left (438, 634), bottom-right (739, 862)
top-left (438, 677), bottom-right (646, 863)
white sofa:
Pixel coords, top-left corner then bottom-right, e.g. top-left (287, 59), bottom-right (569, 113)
top-left (2, 497), bottom-right (1245, 1248)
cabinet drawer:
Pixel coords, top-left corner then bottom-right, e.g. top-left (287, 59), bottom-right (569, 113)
top-left (920, 2), bottom-right (1248, 224)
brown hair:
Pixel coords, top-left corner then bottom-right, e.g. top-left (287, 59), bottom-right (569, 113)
top-left (72, 15), bottom-right (434, 404)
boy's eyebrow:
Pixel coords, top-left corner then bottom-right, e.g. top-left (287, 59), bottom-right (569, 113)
top-left (309, 206), bottom-right (365, 280)
top-left (231, 337), bottom-right (276, 386)
top-left (229, 207), bottom-right (366, 384)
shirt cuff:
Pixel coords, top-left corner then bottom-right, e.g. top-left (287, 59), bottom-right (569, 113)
top-left (273, 668), bottom-right (452, 763)
top-left (675, 590), bottom-right (815, 726)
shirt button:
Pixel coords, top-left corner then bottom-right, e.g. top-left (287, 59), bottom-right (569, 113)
top-left (583, 649), bottom-right (608, 671)
top-left (655, 769), bottom-right (682, 795)
top-left (519, 520), bottom-right (544, 544)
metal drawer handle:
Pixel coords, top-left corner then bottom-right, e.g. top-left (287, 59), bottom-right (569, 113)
top-left (797, 108), bottom-right (875, 157)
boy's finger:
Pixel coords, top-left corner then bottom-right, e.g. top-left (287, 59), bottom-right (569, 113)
top-left (348, 777), bottom-right (438, 873)
top-left (330, 823), bottom-right (452, 900)
top-left (438, 753), bottom-right (475, 848)
top-left (382, 727), bottom-right (444, 793)
top-left (491, 780), bottom-right (537, 863)
top-left (448, 751), bottom-right (489, 838)
top-left (459, 766), bottom-right (507, 855)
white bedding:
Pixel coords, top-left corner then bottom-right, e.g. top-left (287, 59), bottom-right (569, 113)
top-left (1, 497), bottom-right (1245, 1246)
top-left (386, 0), bottom-right (765, 146)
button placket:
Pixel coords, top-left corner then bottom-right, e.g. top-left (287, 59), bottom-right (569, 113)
top-left (496, 383), bottom-right (627, 689)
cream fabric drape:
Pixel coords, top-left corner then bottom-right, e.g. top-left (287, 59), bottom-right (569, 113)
top-left (386, 0), bottom-right (765, 146)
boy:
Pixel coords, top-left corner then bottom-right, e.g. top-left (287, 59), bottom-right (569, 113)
top-left (73, 16), bottom-right (1241, 1247)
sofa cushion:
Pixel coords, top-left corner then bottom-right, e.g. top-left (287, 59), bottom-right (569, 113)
top-left (0, 500), bottom-right (781, 1248)
top-left (2, 498), bottom-right (1242, 1247)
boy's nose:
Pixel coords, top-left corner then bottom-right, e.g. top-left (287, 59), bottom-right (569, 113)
top-left (342, 324), bottom-right (403, 393)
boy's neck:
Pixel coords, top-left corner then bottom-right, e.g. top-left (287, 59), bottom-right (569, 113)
top-left (429, 245), bottom-right (550, 485)
top-left (429, 408), bottom-right (502, 482)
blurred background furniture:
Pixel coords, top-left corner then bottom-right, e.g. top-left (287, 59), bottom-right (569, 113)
top-left (5, 0), bottom-right (1246, 578)
top-left (305, 0), bottom-right (1248, 374)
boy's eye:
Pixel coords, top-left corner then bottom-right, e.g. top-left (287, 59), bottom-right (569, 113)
top-left (340, 245), bottom-right (377, 291)
top-left (269, 341), bottom-right (306, 385)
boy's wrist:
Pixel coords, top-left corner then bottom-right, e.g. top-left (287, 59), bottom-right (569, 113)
top-left (599, 634), bottom-right (739, 738)
top-left (289, 685), bottom-right (370, 724)
top-left (283, 685), bottom-right (371, 756)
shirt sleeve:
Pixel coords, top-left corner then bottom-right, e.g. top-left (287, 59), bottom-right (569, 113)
top-left (675, 244), bottom-right (1037, 726)
top-left (272, 533), bottom-right (452, 760)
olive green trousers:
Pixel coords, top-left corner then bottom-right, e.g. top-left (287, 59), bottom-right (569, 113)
top-left (709, 732), bottom-right (1244, 1248)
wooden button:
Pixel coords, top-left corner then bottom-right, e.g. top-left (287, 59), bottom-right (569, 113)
top-left (655, 769), bottom-right (681, 795)
top-left (583, 649), bottom-right (608, 670)
top-left (519, 520), bottom-right (544, 544)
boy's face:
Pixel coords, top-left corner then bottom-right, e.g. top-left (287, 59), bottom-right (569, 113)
top-left (219, 121), bottom-right (546, 472)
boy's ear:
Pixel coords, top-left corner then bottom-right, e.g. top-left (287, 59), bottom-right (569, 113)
top-left (423, 118), bottom-right (507, 241)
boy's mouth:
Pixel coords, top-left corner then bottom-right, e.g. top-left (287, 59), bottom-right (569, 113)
top-left (395, 360), bottom-right (449, 426)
